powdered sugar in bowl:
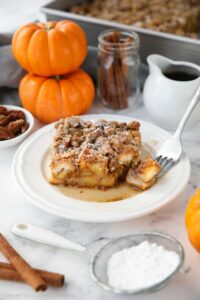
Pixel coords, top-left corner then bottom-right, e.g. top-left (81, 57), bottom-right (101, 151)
top-left (92, 232), bottom-right (184, 295)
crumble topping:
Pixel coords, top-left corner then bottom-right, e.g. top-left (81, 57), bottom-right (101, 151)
top-left (51, 117), bottom-right (141, 173)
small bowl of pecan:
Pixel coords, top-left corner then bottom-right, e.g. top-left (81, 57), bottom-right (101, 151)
top-left (0, 105), bottom-right (34, 149)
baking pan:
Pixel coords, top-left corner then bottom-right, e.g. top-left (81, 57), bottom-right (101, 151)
top-left (40, 0), bottom-right (200, 65)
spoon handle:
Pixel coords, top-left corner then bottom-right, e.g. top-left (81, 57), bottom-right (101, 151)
top-left (11, 222), bottom-right (88, 254)
top-left (174, 85), bottom-right (200, 139)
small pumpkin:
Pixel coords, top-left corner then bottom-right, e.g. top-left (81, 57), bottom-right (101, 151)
top-left (19, 69), bottom-right (95, 123)
top-left (185, 188), bottom-right (200, 252)
top-left (12, 20), bottom-right (87, 76)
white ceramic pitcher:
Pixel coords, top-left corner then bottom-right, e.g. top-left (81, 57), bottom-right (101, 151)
top-left (143, 54), bottom-right (200, 130)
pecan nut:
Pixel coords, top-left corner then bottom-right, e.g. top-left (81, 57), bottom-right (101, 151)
top-left (0, 107), bottom-right (8, 116)
top-left (8, 110), bottom-right (25, 121)
top-left (0, 115), bottom-right (9, 127)
top-left (0, 127), bottom-right (14, 140)
top-left (0, 106), bottom-right (29, 141)
top-left (7, 119), bottom-right (25, 135)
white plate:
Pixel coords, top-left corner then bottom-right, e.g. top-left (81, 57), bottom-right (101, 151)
top-left (12, 114), bottom-right (190, 223)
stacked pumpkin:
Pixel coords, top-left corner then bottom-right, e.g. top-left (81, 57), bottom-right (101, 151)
top-left (12, 20), bottom-right (95, 123)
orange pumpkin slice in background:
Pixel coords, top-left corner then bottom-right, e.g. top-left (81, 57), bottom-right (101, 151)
top-left (12, 20), bottom-right (87, 77)
top-left (185, 188), bottom-right (200, 252)
top-left (19, 69), bottom-right (95, 123)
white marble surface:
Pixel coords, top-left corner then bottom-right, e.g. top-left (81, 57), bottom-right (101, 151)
top-left (0, 0), bottom-right (50, 33)
top-left (0, 1), bottom-right (200, 299)
top-left (0, 101), bottom-right (200, 300)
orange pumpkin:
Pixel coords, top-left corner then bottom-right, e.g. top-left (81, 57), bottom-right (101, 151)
top-left (185, 188), bottom-right (200, 252)
top-left (12, 20), bottom-right (87, 76)
top-left (19, 69), bottom-right (95, 123)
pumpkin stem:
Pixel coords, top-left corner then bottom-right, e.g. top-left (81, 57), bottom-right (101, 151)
top-left (45, 22), bottom-right (54, 31)
top-left (55, 75), bottom-right (60, 81)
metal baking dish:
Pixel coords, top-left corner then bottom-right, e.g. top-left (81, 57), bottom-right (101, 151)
top-left (40, 0), bottom-right (200, 64)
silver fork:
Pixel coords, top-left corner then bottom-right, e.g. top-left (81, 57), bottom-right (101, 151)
top-left (155, 84), bottom-right (200, 177)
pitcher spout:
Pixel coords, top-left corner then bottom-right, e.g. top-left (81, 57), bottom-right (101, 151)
top-left (147, 54), bottom-right (172, 74)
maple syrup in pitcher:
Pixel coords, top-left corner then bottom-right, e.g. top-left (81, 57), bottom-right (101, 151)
top-left (143, 54), bottom-right (200, 130)
top-left (163, 65), bottom-right (199, 81)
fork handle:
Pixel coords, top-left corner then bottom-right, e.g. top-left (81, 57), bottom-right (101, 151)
top-left (174, 85), bottom-right (200, 139)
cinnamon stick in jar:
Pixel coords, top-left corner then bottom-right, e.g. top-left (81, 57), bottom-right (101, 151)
top-left (99, 34), bottom-right (117, 109)
top-left (0, 262), bottom-right (64, 287)
top-left (0, 233), bottom-right (47, 291)
top-left (111, 31), bottom-right (129, 110)
top-left (98, 29), bottom-right (140, 110)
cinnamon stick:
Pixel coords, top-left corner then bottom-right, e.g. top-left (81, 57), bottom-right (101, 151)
top-left (101, 34), bottom-right (117, 109)
top-left (0, 233), bottom-right (47, 291)
top-left (0, 262), bottom-right (64, 287)
top-left (111, 31), bottom-right (128, 109)
top-left (99, 31), bottom-right (133, 110)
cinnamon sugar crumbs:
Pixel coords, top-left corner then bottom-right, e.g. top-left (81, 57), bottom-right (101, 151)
top-left (51, 117), bottom-right (141, 173)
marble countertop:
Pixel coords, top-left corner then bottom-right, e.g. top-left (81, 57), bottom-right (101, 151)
top-left (0, 101), bottom-right (200, 300)
top-left (0, 1), bottom-right (200, 299)
top-left (0, 0), bottom-right (50, 33)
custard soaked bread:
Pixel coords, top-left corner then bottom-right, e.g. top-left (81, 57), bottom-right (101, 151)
top-left (126, 158), bottom-right (161, 191)
top-left (49, 117), bottom-right (141, 189)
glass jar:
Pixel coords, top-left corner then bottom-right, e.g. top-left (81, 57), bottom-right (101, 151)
top-left (97, 29), bottom-right (140, 111)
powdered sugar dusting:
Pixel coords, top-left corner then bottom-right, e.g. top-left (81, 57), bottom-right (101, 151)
top-left (107, 241), bottom-right (179, 291)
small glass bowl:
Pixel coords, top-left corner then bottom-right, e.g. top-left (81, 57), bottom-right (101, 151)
top-left (91, 231), bottom-right (184, 295)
